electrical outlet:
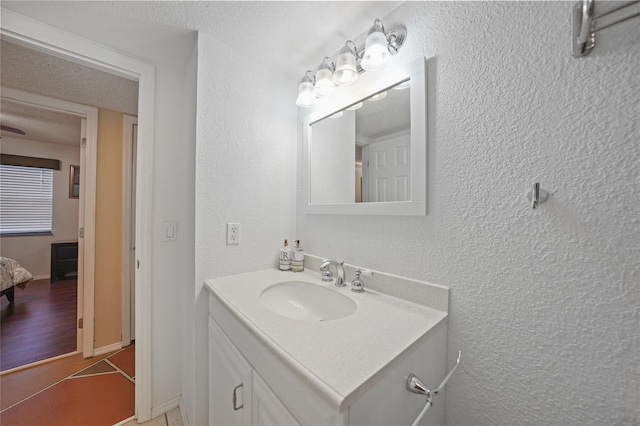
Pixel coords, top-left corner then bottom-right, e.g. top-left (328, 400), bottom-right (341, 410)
top-left (227, 223), bottom-right (240, 245)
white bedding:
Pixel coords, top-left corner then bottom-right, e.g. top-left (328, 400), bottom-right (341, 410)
top-left (0, 257), bottom-right (33, 292)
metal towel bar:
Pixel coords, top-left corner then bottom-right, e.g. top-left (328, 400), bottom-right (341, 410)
top-left (572, 0), bottom-right (640, 56)
top-left (407, 351), bottom-right (461, 426)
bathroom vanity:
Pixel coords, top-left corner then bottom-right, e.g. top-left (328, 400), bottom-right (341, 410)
top-left (205, 258), bottom-right (450, 425)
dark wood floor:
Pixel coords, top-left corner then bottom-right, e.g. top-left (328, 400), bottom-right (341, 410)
top-left (1, 278), bottom-right (77, 371)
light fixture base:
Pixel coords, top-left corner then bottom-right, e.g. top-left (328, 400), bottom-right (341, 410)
top-left (386, 27), bottom-right (407, 55)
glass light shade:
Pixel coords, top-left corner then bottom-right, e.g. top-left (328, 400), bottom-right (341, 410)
top-left (296, 81), bottom-right (316, 107)
top-left (330, 111), bottom-right (344, 118)
top-left (361, 31), bottom-right (392, 71)
top-left (332, 51), bottom-right (359, 86)
top-left (313, 67), bottom-right (336, 98)
top-left (346, 102), bottom-right (363, 110)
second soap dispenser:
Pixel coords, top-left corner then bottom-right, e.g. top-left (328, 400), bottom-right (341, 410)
top-left (291, 240), bottom-right (305, 272)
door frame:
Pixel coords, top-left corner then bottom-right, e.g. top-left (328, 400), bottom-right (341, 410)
top-left (0, 87), bottom-right (98, 358)
top-left (1, 9), bottom-right (156, 422)
top-left (122, 114), bottom-right (137, 346)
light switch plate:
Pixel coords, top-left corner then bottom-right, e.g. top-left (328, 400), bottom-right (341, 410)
top-left (163, 221), bottom-right (177, 242)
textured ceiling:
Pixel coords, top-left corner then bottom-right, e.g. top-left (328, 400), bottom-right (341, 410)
top-left (0, 40), bottom-right (139, 115)
top-left (0, 39), bottom-right (138, 147)
top-left (1, 99), bottom-right (82, 146)
top-left (0, 1), bottom-right (404, 146)
top-left (1, 1), bottom-right (404, 80)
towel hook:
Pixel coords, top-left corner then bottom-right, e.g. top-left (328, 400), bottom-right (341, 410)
top-left (527, 182), bottom-right (548, 209)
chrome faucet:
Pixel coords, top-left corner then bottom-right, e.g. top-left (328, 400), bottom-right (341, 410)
top-left (319, 260), bottom-right (346, 287)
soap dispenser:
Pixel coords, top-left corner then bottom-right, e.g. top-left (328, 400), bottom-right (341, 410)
top-left (291, 240), bottom-right (305, 272)
top-left (279, 239), bottom-right (291, 271)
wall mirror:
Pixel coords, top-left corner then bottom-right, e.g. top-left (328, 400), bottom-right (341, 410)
top-left (301, 57), bottom-right (426, 215)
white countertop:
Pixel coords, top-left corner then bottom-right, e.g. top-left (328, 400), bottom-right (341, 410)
top-left (205, 268), bottom-right (448, 412)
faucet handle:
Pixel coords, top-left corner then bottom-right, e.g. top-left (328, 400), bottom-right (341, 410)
top-left (351, 269), bottom-right (371, 293)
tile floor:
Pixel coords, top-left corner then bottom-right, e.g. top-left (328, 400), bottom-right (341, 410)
top-left (0, 343), bottom-right (183, 425)
top-left (0, 345), bottom-right (182, 426)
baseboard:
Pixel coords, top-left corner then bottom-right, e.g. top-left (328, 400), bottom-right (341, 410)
top-left (93, 342), bottom-right (122, 356)
top-left (0, 351), bottom-right (80, 376)
top-left (179, 398), bottom-right (190, 426)
top-left (113, 398), bottom-right (187, 426)
top-left (151, 395), bottom-right (181, 419)
top-left (112, 415), bottom-right (135, 426)
top-left (32, 275), bottom-right (49, 281)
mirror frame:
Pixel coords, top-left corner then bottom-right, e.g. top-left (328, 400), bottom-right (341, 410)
top-left (301, 56), bottom-right (426, 216)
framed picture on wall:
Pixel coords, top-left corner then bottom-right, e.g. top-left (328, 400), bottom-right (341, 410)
top-left (69, 165), bottom-right (80, 198)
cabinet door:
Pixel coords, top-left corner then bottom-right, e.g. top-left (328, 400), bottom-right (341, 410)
top-left (209, 318), bottom-right (253, 426)
top-left (252, 371), bottom-right (301, 426)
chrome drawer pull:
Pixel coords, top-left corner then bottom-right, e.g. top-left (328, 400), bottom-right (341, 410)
top-left (232, 383), bottom-right (243, 411)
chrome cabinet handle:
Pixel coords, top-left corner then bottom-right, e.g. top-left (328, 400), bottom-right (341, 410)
top-left (232, 383), bottom-right (243, 411)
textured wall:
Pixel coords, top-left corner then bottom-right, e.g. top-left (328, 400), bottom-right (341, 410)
top-left (195, 33), bottom-right (297, 289)
top-left (140, 32), bottom-right (199, 410)
top-left (192, 32), bottom-right (297, 425)
top-left (297, 2), bottom-right (639, 425)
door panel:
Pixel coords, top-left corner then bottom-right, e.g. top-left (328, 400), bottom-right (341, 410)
top-left (363, 133), bottom-right (411, 202)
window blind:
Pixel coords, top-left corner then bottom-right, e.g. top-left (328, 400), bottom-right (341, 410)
top-left (0, 164), bottom-right (53, 234)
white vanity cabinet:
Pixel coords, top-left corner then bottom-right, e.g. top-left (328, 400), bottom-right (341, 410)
top-left (252, 372), bottom-right (301, 426)
top-left (209, 318), bottom-right (301, 426)
top-left (209, 318), bottom-right (253, 426)
top-left (206, 267), bottom-right (450, 426)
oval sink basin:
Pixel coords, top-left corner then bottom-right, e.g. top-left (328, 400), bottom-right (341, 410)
top-left (260, 281), bottom-right (356, 321)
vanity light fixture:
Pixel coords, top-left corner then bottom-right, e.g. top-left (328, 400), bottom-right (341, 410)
top-left (296, 71), bottom-right (317, 107)
top-left (346, 102), bottom-right (363, 111)
top-left (361, 19), bottom-right (393, 71)
top-left (295, 18), bottom-right (406, 107)
top-left (313, 58), bottom-right (337, 98)
top-left (333, 41), bottom-right (360, 86)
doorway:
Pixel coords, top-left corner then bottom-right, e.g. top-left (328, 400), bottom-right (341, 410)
top-left (0, 97), bottom-right (84, 370)
top-left (0, 89), bottom-right (99, 367)
top-left (2, 11), bottom-right (156, 421)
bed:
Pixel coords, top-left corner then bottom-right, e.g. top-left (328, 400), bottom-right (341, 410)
top-left (1, 257), bottom-right (33, 303)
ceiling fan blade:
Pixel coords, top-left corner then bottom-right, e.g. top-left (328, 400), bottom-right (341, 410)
top-left (1, 125), bottom-right (26, 135)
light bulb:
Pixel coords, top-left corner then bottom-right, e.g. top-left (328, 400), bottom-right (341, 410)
top-left (313, 67), bottom-right (336, 98)
top-left (296, 81), bottom-right (315, 107)
top-left (361, 30), bottom-right (391, 71)
top-left (333, 49), bottom-right (359, 86)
